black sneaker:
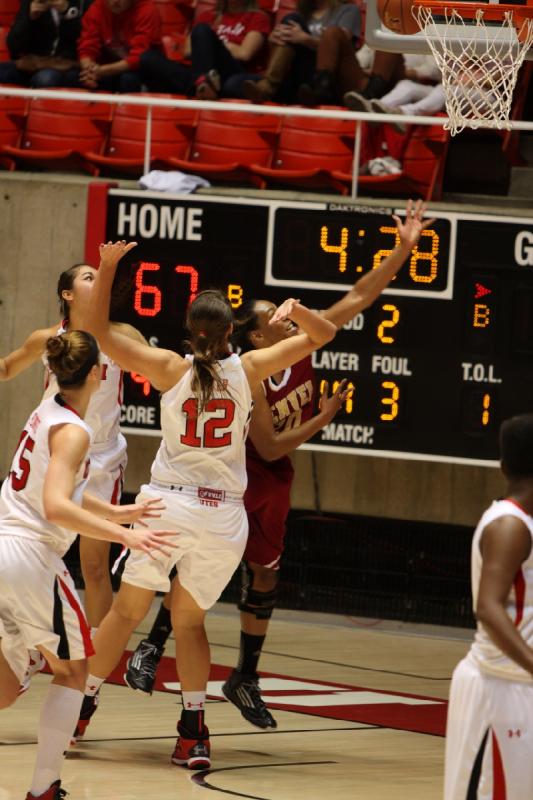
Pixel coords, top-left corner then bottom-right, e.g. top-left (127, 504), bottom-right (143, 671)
top-left (71, 692), bottom-right (99, 743)
top-left (124, 639), bottom-right (163, 694)
top-left (222, 671), bottom-right (277, 729)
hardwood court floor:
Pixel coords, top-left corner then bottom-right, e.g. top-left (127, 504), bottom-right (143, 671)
top-left (1, 602), bottom-right (472, 800)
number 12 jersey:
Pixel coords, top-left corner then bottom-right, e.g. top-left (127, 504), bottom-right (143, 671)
top-left (151, 354), bottom-right (253, 495)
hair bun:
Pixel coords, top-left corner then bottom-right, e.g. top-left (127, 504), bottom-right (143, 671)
top-left (46, 335), bottom-right (70, 359)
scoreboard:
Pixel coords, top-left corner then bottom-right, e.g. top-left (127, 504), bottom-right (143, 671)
top-left (85, 186), bottom-right (533, 466)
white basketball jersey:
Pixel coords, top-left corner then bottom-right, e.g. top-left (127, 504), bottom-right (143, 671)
top-left (151, 354), bottom-right (252, 495)
top-left (43, 322), bottom-right (123, 447)
top-left (0, 395), bottom-right (92, 557)
top-left (470, 499), bottom-right (533, 682)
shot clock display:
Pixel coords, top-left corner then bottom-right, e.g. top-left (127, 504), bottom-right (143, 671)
top-left (85, 186), bottom-right (533, 466)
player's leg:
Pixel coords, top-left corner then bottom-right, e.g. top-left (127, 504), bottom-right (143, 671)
top-left (479, 674), bottom-right (533, 799)
top-left (0, 641), bottom-right (21, 709)
top-left (444, 657), bottom-right (492, 800)
top-left (79, 537), bottom-right (113, 628)
top-left (222, 559), bottom-right (278, 729)
top-left (170, 580), bottom-right (211, 770)
top-left (27, 649), bottom-right (87, 800)
top-left (79, 455), bottom-right (125, 629)
top-left (74, 581), bottom-right (156, 740)
top-left (125, 578), bottom-right (175, 693)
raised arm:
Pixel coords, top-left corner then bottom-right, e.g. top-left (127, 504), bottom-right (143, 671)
top-left (322, 199), bottom-right (436, 329)
top-left (475, 516), bottom-right (533, 676)
top-left (249, 380), bottom-right (348, 461)
top-left (0, 326), bottom-right (56, 381)
top-left (242, 299), bottom-right (336, 390)
top-left (83, 241), bottom-right (186, 392)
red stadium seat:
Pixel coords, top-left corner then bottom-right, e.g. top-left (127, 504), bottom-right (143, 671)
top-left (2, 93), bottom-right (112, 173)
top-left (251, 109), bottom-right (355, 193)
top-left (332, 122), bottom-right (450, 201)
top-left (0, 26), bottom-right (9, 62)
top-left (155, 0), bottom-right (194, 36)
top-left (0, 0), bottom-right (17, 28)
top-left (163, 101), bottom-right (280, 186)
top-left (85, 96), bottom-right (197, 177)
top-left (0, 93), bottom-right (27, 170)
top-left (193, 0), bottom-right (216, 22)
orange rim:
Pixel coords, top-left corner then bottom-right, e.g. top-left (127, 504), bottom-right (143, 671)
top-left (411, 1), bottom-right (533, 20)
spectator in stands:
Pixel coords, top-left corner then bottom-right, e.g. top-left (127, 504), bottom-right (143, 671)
top-left (0, 0), bottom-right (88, 89)
top-left (77, 0), bottom-right (162, 92)
top-left (140, 0), bottom-right (271, 99)
top-left (344, 54), bottom-right (444, 132)
top-left (243, 0), bottom-right (361, 104)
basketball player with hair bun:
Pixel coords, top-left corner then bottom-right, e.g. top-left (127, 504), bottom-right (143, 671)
top-left (125, 199), bottom-right (435, 730)
top-left (0, 261), bottom-right (147, 639)
top-left (74, 239), bottom-right (337, 768)
top-left (0, 330), bottom-right (172, 800)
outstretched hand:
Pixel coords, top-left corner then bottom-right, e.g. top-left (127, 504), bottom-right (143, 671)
top-left (99, 240), bottom-right (138, 270)
top-left (393, 199), bottom-right (436, 252)
top-left (113, 497), bottom-right (165, 526)
top-left (124, 526), bottom-right (177, 559)
top-left (270, 297), bottom-right (301, 324)
top-left (319, 379), bottom-right (352, 422)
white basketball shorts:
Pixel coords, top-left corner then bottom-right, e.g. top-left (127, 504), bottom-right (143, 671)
top-left (0, 534), bottom-right (94, 682)
top-left (122, 483), bottom-right (248, 610)
top-left (445, 654), bottom-right (533, 800)
top-left (86, 434), bottom-right (127, 504)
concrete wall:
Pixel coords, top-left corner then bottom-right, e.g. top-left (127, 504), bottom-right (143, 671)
top-left (0, 174), bottom-right (505, 527)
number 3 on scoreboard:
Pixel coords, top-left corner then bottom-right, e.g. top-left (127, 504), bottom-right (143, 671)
top-left (181, 398), bottom-right (236, 447)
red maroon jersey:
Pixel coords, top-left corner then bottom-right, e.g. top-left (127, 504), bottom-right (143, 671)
top-left (246, 355), bottom-right (316, 472)
top-left (244, 356), bottom-right (316, 564)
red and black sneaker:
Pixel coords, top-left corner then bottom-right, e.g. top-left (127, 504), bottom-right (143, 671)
top-left (71, 692), bottom-right (99, 743)
top-left (171, 722), bottom-right (211, 770)
top-left (25, 779), bottom-right (67, 799)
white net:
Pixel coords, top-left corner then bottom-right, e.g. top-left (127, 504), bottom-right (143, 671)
top-left (411, 6), bottom-right (533, 135)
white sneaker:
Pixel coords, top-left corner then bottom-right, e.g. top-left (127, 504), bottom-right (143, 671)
top-left (370, 99), bottom-right (407, 133)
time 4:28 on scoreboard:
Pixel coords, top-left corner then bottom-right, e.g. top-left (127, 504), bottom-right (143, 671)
top-left (85, 185), bottom-right (533, 466)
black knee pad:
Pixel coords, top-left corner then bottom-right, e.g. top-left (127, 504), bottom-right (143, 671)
top-left (237, 561), bottom-right (278, 620)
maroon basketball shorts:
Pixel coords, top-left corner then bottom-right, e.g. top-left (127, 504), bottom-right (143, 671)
top-left (244, 458), bottom-right (294, 570)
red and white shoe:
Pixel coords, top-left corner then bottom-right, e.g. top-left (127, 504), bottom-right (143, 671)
top-left (25, 779), bottom-right (67, 799)
top-left (19, 652), bottom-right (46, 695)
top-left (71, 692), bottom-right (99, 744)
top-left (171, 722), bottom-right (211, 769)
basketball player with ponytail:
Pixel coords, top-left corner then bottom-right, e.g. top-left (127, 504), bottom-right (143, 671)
top-left (0, 261), bottom-right (147, 636)
top-left (0, 331), bottom-right (173, 800)
top-left (126, 198), bottom-right (435, 730)
top-left (74, 240), bottom-right (336, 768)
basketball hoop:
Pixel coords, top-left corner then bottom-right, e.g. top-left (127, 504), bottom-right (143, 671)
top-left (411, 1), bottom-right (533, 135)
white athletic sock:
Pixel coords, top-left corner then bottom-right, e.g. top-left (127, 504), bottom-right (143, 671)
top-left (182, 691), bottom-right (206, 711)
top-left (30, 684), bottom-right (83, 797)
top-left (85, 674), bottom-right (105, 696)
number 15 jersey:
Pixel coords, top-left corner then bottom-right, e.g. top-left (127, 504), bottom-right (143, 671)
top-left (0, 395), bottom-right (91, 556)
top-left (151, 354), bottom-right (252, 496)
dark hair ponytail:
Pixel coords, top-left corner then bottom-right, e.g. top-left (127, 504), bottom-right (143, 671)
top-left (46, 330), bottom-right (99, 388)
top-left (186, 290), bottom-right (234, 413)
top-left (57, 263), bottom-right (87, 319)
top-left (232, 300), bottom-right (260, 354)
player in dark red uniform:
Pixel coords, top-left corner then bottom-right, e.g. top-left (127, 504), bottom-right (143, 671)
top-left (125, 200), bottom-right (434, 728)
